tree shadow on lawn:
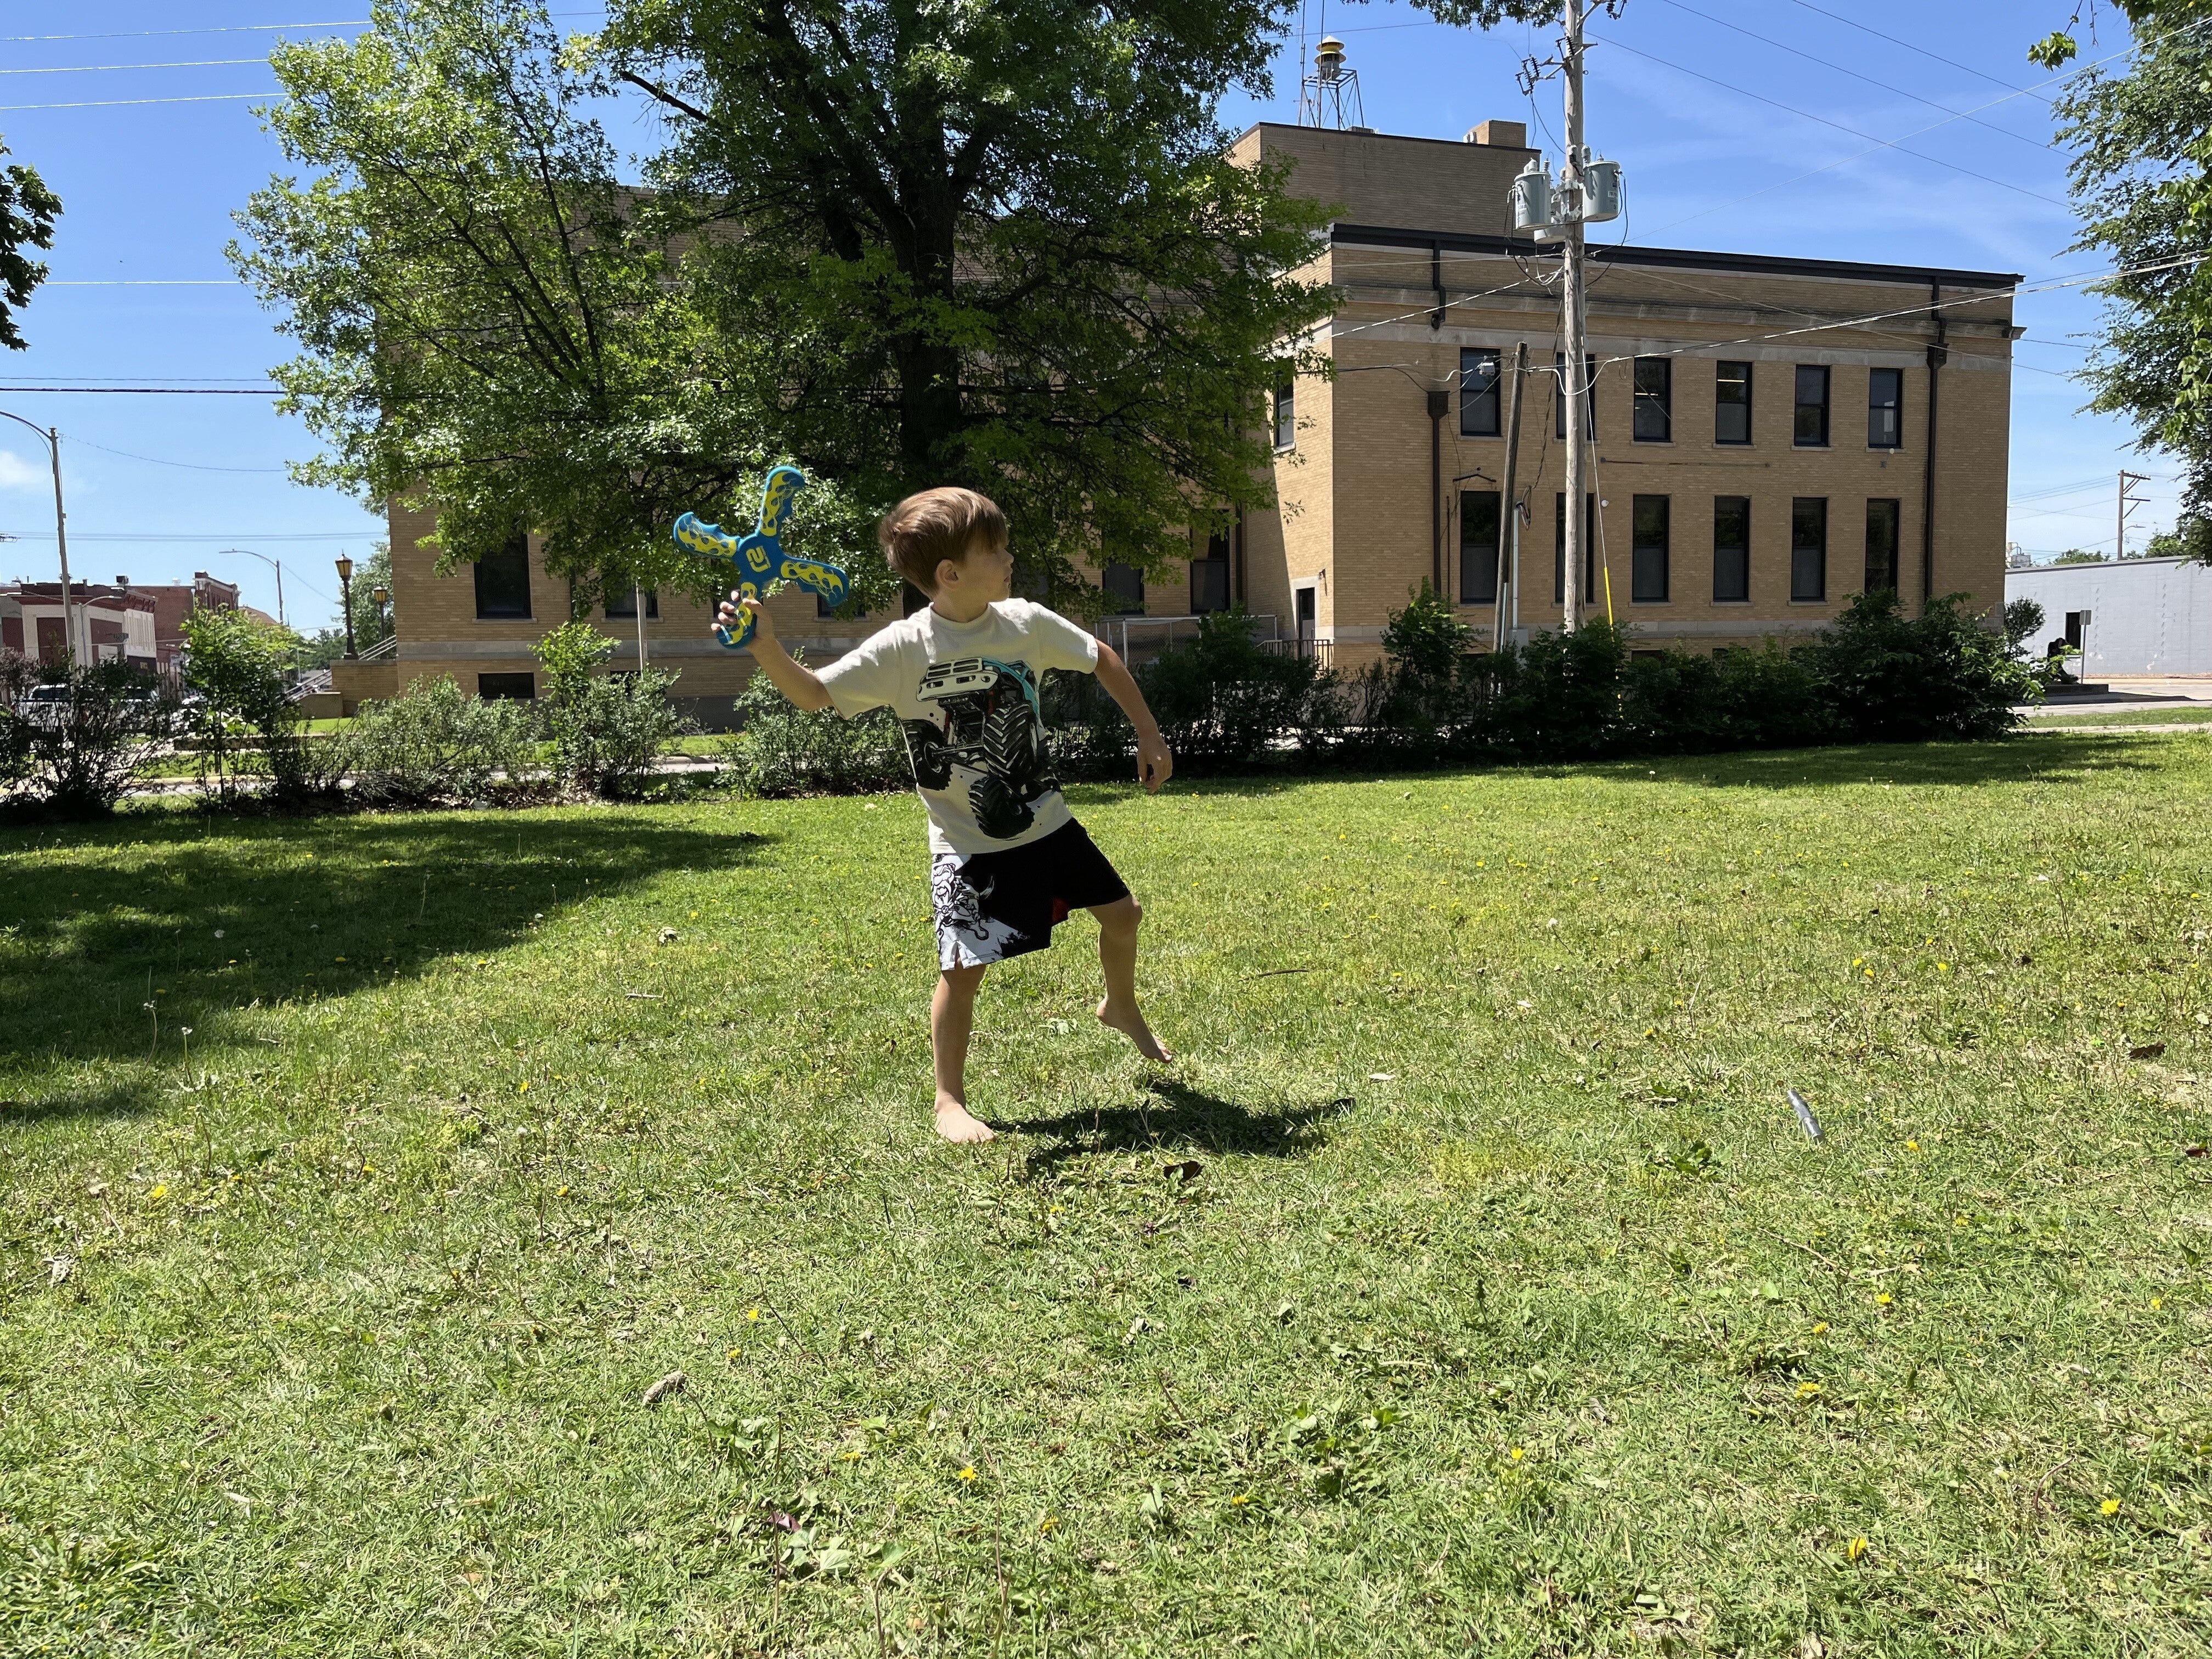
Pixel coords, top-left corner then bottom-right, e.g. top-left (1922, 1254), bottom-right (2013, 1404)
top-left (1064, 733), bottom-right (2166, 805)
top-left (1546, 733), bottom-right (2169, 791)
top-left (0, 810), bottom-right (774, 1107)
top-left (1000, 1078), bottom-right (1353, 1177)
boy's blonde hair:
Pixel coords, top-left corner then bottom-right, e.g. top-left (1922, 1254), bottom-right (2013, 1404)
top-left (878, 487), bottom-right (1007, 594)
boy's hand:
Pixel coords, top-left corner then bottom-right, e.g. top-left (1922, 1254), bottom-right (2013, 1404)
top-left (715, 591), bottom-right (774, 644)
top-left (1136, 727), bottom-right (1173, 793)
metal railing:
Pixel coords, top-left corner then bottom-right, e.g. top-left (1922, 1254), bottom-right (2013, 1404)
top-left (356, 633), bottom-right (398, 662)
top-left (1093, 612), bottom-right (1279, 659)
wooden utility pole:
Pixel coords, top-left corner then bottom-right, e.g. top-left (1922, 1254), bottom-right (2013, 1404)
top-left (1494, 342), bottom-right (1528, 652)
top-left (1559, 0), bottom-right (1589, 634)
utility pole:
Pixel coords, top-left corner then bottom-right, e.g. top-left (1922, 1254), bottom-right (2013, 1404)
top-left (1560, 0), bottom-right (1588, 634)
top-left (635, 583), bottom-right (649, 671)
top-left (2118, 470), bottom-right (2149, 560)
top-left (1494, 342), bottom-right (1528, 652)
top-left (0, 411), bottom-right (74, 662)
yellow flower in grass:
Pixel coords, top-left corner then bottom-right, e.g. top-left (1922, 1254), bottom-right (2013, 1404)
top-left (1811, 1322), bottom-right (1829, 1335)
top-left (1040, 1515), bottom-right (1059, 1531)
top-left (957, 1466), bottom-right (978, 1483)
top-left (746, 1307), bottom-right (761, 1322)
top-left (1796, 1382), bottom-right (1822, 1400)
top-left (1847, 1537), bottom-right (1869, 1561)
top-left (2101, 1498), bottom-right (2121, 1516)
top-left (1875, 1292), bottom-right (1893, 1307)
top-left (149, 1183), bottom-right (168, 1200)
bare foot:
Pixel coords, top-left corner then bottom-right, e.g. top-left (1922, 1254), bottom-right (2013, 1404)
top-left (1097, 998), bottom-right (1174, 1063)
top-left (934, 1094), bottom-right (997, 1144)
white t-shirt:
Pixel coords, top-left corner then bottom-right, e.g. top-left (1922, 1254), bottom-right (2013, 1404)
top-left (817, 599), bottom-right (1101, 855)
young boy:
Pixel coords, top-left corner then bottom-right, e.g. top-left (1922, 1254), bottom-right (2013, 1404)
top-left (718, 486), bottom-right (1175, 1144)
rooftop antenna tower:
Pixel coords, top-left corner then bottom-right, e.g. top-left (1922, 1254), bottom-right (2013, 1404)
top-left (1299, 35), bottom-right (1367, 129)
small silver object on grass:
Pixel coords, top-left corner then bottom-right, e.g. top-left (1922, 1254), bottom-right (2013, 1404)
top-left (1786, 1088), bottom-right (1823, 1142)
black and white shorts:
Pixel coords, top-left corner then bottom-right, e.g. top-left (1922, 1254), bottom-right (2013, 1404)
top-left (930, 819), bottom-right (1131, 970)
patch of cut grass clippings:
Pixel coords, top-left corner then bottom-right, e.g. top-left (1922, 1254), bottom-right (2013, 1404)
top-left (4, 733), bottom-right (2211, 1655)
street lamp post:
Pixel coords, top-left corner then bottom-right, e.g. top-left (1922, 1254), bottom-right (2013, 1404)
top-left (215, 548), bottom-right (287, 629)
top-left (335, 556), bottom-right (357, 659)
top-left (0, 409), bottom-right (75, 664)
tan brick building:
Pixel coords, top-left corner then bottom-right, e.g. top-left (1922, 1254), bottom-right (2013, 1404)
top-left (343, 117), bottom-right (2018, 710)
top-left (1231, 120), bottom-right (2021, 666)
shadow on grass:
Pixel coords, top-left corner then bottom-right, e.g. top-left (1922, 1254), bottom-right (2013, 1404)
top-left (1064, 733), bottom-right (2174, 800)
top-left (0, 809), bottom-right (774, 1103)
top-left (1001, 1079), bottom-right (1352, 1176)
top-left (0, 1082), bottom-right (155, 1127)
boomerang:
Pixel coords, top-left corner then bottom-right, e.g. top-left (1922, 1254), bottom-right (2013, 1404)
top-left (674, 464), bottom-right (852, 650)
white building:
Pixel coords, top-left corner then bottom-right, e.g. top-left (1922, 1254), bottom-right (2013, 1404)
top-left (2006, 556), bottom-right (2212, 678)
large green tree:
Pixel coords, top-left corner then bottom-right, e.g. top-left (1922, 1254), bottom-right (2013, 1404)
top-left (2045, 9), bottom-right (2212, 558)
top-left (0, 133), bottom-right (60, 352)
top-left (233, 0), bottom-right (1338, 610)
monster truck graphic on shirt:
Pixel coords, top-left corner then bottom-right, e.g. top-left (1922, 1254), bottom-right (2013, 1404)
top-left (901, 656), bottom-right (1054, 840)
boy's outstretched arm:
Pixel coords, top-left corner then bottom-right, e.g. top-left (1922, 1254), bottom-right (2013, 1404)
top-left (718, 592), bottom-right (834, 712)
top-left (1093, 641), bottom-right (1173, 792)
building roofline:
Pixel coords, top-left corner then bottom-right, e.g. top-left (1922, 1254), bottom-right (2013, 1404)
top-left (1234, 119), bottom-right (1537, 156)
top-left (1329, 222), bottom-right (2023, 291)
top-left (2009, 556), bottom-right (2194, 572)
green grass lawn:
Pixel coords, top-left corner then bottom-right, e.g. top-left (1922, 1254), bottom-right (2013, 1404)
top-left (5, 736), bottom-right (2210, 1656)
top-left (2025, 704), bottom-right (2212, 729)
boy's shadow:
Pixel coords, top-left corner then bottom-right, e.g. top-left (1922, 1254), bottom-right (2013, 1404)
top-left (997, 1079), bottom-right (1351, 1177)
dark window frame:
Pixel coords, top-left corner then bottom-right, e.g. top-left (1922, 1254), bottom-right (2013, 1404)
top-left (1864, 498), bottom-right (1901, 594)
top-left (1793, 365), bottom-right (1831, 448)
top-left (1101, 561), bottom-right (1146, 615)
top-left (1867, 366), bottom-right (1904, 449)
top-left (1713, 495), bottom-right (1751, 603)
top-left (472, 529), bottom-right (533, 620)
top-left (1632, 357), bottom-right (1672, 443)
top-left (1459, 348), bottom-right (1502, 437)
top-left (1273, 381), bottom-right (1296, 450)
top-left (478, 671), bottom-right (535, 701)
top-left (1791, 496), bottom-right (1829, 601)
top-left (1630, 494), bottom-right (1670, 602)
top-left (603, 585), bottom-right (659, 620)
top-left (1190, 533), bottom-right (1231, 614)
top-left (1715, 361), bottom-right (1753, 445)
top-left (1460, 490), bottom-right (1502, 605)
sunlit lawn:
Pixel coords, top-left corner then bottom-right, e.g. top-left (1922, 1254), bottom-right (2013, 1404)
top-left (4, 733), bottom-right (2209, 1656)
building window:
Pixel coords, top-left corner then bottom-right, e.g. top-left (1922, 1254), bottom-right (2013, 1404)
top-left (1273, 381), bottom-right (1295, 450)
top-left (473, 529), bottom-right (532, 619)
top-left (1632, 357), bottom-right (1672, 442)
top-left (1867, 367), bottom-right (1903, 449)
top-left (1554, 352), bottom-right (1596, 441)
top-left (478, 671), bottom-right (535, 699)
top-left (1553, 492), bottom-right (1596, 603)
top-left (1630, 495), bottom-right (1669, 602)
top-left (1459, 348), bottom-right (1502, 437)
top-left (1864, 498), bottom-right (1901, 594)
top-left (1713, 496), bottom-right (1751, 602)
top-left (603, 586), bottom-right (658, 619)
top-left (1460, 490), bottom-right (1502, 604)
top-left (1793, 365), bottom-right (1830, 447)
top-left (1791, 497), bottom-right (1829, 601)
top-left (1102, 561), bottom-right (1146, 614)
top-left (1190, 532), bottom-right (1231, 614)
top-left (1716, 360), bottom-right (1753, 445)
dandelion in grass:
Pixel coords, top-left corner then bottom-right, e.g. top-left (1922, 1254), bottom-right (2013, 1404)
top-left (1906, 1139), bottom-right (1920, 1152)
top-left (1875, 1292), bottom-right (1893, 1306)
top-left (149, 1183), bottom-right (168, 1200)
top-left (1812, 1322), bottom-right (1829, 1335)
top-left (1847, 1537), bottom-right (1869, 1561)
top-left (957, 1466), bottom-right (977, 1482)
top-left (1508, 1447), bottom-right (1523, 1461)
top-left (2101, 1498), bottom-right (2121, 1516)
top-left (747, 1307), bottom-right (761, 1322)
top-left (1796, 1382), bottom-right (1821, 1400)
top-left (1040, 1514), bottom-right (1059, 1531)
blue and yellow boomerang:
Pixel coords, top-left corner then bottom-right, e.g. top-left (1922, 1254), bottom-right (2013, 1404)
top-left (674, 465), bottom-right (853, 650)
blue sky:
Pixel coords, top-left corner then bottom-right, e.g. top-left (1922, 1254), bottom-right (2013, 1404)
top-left (0, 1), bottom-right (2157, 629)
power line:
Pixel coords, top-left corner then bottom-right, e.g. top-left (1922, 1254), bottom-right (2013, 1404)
top-left (1782, 0), bottom-right (2055, 106)
top-left (0, 93), bottom-right (271, 112)
top-left (1594, 35), bottom-right (2070, 209)
top-left (1649, 0), bottom-right (2051, 151)
top-left (0, 18), bottom-right (368, 43)
top-left (0, 385), bottom-right (283, 394)
top-left (44, 280), bottom-right (242, 286)
top-left (0, 58), bottom-right (270, 76)
top-left (64, 437), bottom-right (289, 473)
top-left (1638, 22), bottom-right (2207, 239)
top-left (1, 530), bottom-right (375, 543)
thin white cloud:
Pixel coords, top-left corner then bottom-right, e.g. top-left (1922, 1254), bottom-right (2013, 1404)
top-left (0, 449), bottom-right (42, 492)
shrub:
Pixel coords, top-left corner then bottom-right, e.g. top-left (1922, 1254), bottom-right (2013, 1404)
top-left (533, 622), bottom-right (689, 797)
top-left (180, 607), bottom-right (337, 804)
top-left (1805, 591), bottom-right (2038, 742)
top-left (340, 676), bottom-right (535, 805)
top-left (1136, 611), bottom-right (1323, 766)
top-left (0, 652), bottom-right (179, 817)
top-left (720, 656), bottom-right (908, 796)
